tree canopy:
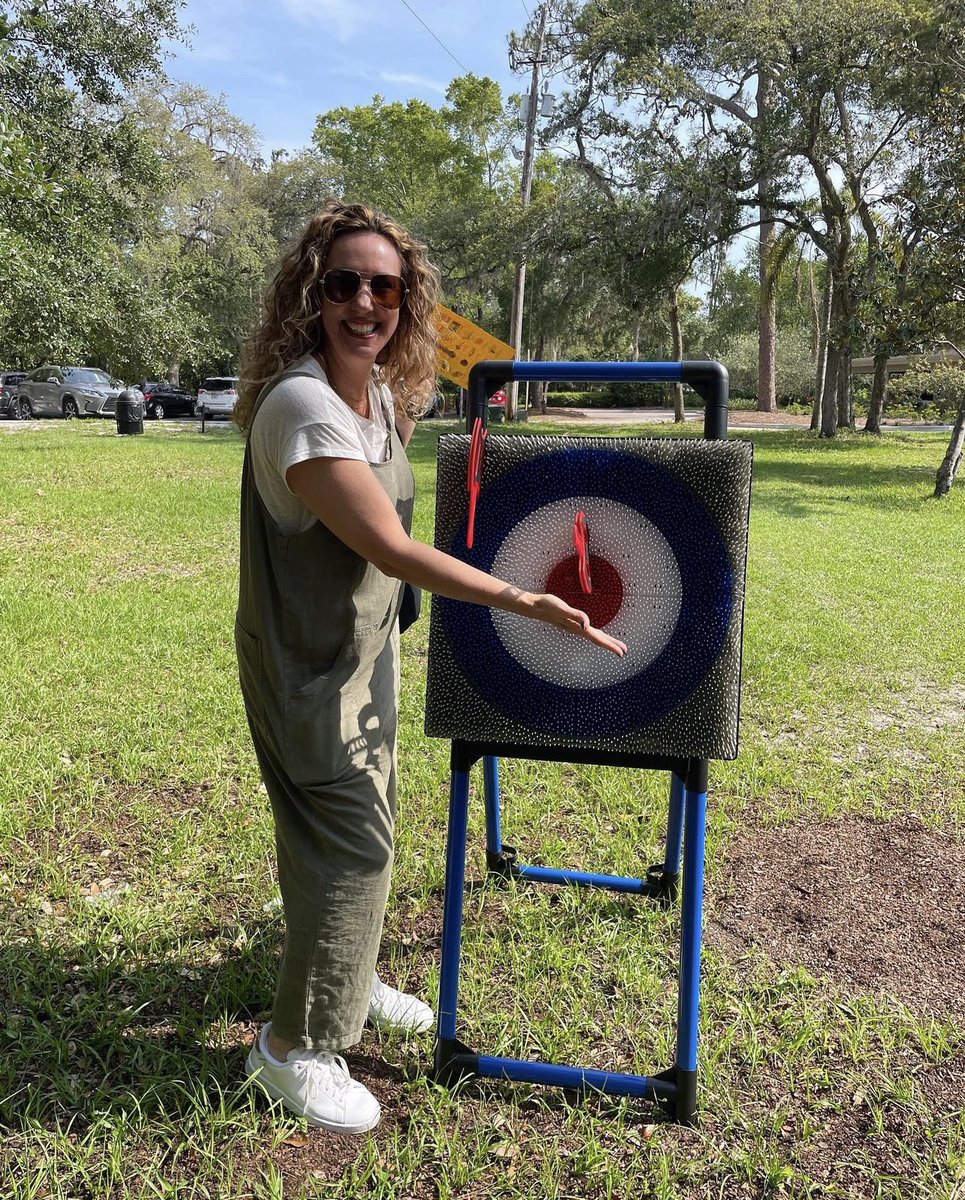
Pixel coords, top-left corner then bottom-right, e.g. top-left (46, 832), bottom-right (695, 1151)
top-left (0, 0), bottom-right (962, 443)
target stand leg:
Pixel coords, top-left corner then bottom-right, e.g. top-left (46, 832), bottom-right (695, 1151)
top-left (434, 741), bottom-right (479, 1084)
top-left (643, 770), bottom-right (686, 909)
top-left (673, 760), bottom-right (708, 1125)
top-left (433, 744), bottom-right (708, 1126)
top-left (484, 754), bottom-right (684, 908)
top-left (483, 755), bottom-right (519, 880)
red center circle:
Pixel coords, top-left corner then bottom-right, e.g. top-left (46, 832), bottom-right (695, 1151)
top-left (544, 555), bottom-right (624, 628)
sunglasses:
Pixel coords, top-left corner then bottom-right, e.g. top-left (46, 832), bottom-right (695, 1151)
top-left (321, 269), bottom-right (408, 310)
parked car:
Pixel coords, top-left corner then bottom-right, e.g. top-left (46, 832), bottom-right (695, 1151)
top-left (139, 380), bottom-right (198, 420)
top-left (0, 370), bottom-right (26, 419)
top-left (15, 365), bottom-right (125, 419)
top-left (196, 375), bottom-right (239, 420)
top-left (421, 391), bottom-right (444, 419)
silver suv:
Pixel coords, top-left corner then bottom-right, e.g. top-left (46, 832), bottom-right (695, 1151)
top-left (16, 365), bottom-right (125, 419)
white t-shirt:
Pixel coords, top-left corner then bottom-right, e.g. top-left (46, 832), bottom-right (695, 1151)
top-left (249, 355), bottom-right (396, 535)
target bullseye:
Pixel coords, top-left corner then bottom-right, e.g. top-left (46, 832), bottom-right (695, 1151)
top-left (489, 495), bottom-right (681, 689)
top-left (545, 555), bottom-right (624, 629)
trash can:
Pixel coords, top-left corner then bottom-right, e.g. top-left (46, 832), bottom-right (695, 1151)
top-left (489, 388), bottom-right (507, 423)
top-left (115, 388), bottom-right (144, 436)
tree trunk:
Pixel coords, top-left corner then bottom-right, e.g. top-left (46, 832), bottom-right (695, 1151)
top-left (812, 271), bottom-right (832, 431)
top-left (758, 205), bottom-right (777, 412)
top-left (820, 342), bottom-right (841, 438)
top-left (816, 340), bottom-right (840, 439)
top-left (863, 351), bottom-right (890, 434)
top-left (669, 287), bottom-right (685, 421)
top-left (756, 72), bottom-right (777, 413)
top-left (837, 352), bottom-right (854, 430)
top-left (820, 254), bottom-right (854, 438)
top-left (935, 393), bottom-right (965, 497)
top-left (535, 331), bottom-right (548, 413)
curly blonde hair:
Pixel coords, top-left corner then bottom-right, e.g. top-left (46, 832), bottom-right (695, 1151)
top-left (235, 200), bottom-right (440, 430)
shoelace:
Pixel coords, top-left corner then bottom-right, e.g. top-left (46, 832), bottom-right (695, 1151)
top-left (287, 1051), bottom-right (354, 1098)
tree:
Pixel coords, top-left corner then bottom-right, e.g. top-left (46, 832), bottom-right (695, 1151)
top-left (126, 83), bottom-right (277, 381)
top-left (251, 149), bottom-right (339, 250)
top-left (541, 0), bottom-right (965, 436)
top-left (891, 356), bottom-right (965, 496)
top-left (539, 0), bottom-right (791, 410)
top-left (0, 0), bottom-right (183, 370)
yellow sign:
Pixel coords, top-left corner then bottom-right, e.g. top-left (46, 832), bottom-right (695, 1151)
top-left (434, 304), bottom-right (515, 389)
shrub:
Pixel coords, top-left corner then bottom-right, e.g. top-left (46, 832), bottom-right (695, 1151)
top-left (889, 359), bottom-right (965, 417)
top-left (544, 383), bottom-right (671, 408)
top-left (721, 326), bottom-right (816, 404)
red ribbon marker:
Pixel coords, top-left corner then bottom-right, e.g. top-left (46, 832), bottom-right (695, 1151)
top-left (467, 416), bottom-right (488, 549)
top-left (573, 510), bottom-right (593, 594)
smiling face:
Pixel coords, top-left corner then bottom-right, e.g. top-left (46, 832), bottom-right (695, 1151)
top-left (319, 231), bottom-right (403, 391)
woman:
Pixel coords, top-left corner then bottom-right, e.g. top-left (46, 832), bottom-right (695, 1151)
top-left (234, 200), bottom-right (626, 1135)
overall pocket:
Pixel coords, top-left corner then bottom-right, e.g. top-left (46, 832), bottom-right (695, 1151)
top-left (282, 625), bottom-right (393, 788)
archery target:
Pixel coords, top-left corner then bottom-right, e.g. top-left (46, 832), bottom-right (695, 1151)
top-left (490, 497), bottom-right (682, 688)
top-left (425, 435), bottom-right (753, 760)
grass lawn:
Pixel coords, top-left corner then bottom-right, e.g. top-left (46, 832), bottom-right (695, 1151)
top-left (0, 416), bottom-right (963, 1199)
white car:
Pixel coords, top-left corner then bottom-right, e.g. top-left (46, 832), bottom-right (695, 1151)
top-left (197, 376), bottom-right (239, 420)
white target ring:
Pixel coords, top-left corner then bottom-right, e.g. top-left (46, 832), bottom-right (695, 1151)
top-left (490, 497), bottom-right (682, 688)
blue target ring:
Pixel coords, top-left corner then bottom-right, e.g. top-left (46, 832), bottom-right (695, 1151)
top-left (440, 447), bottom-right (735, 739)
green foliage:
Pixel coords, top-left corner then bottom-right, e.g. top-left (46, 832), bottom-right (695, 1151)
top-left (0, 0), bottom-right (183, 371)
top-left (545, 0), bottom-right (965, 431)
top-left (891, 360), bottom-right (965, 417)
top-left (540, 383), bottom-right (672, 407)
top-left (721, 326), bottom-right (816, 403)
top-left (2, 0), bottom-right (963, 403)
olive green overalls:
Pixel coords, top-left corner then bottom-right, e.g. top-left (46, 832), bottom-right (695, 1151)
top-left (235, 373), bottom-right (414, 1051)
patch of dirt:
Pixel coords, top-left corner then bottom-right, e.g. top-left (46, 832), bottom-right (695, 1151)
top-left (865, 678), bottom-right (965, 735)
top-left (726, 408), bottom-right (810, 426)
top-left (708, 814), bottom-right (965, 1023)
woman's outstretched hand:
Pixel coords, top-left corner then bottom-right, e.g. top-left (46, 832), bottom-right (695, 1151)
top-left (529, 592), bottom-right (628, 656)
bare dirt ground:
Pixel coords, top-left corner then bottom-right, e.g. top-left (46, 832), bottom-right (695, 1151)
top-left (707, 814), bottom-right (965, 1025)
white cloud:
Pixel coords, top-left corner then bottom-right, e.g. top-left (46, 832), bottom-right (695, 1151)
top-left (381, 71), bottom-right (448, 96)
top-left (279, 0), bottom-right (370, 42)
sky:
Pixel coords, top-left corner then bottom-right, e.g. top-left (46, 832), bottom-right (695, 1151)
top-left (164, 0), bottom-right (538, 156)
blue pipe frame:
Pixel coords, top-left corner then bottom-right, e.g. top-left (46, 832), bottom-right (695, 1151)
top-left (432, 360), bottom-right (730, 1126)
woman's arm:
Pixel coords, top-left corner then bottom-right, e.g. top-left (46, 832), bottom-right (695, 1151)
top-left (287, 456), bottom-right (627, 655)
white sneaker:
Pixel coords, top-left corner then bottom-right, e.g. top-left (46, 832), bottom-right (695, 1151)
top-left (245, 1024), bottom-right (381, 1134)
top-left (368, 973), bottom-right (434, 1034)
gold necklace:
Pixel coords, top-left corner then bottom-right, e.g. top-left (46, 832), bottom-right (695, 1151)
top-left (314, 354), bottom-right (369, 417)
top-left (345, 389), bottom-right (369, 418)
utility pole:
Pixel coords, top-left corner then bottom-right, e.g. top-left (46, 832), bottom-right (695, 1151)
top-left (506, 3), bottom-right (549, 422)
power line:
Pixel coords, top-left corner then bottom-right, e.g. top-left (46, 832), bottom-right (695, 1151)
top-left (398, 0), bottom-right (471, 74)
top-left (519, 0), bottom-right (531, 17)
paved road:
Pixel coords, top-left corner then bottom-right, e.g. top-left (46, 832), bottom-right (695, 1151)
top-left (3, 411), bottom-right (953, 434)
top-left (520, 408), bottom-right (954, 433)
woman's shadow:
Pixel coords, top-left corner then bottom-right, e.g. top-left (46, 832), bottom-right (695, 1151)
top-left (0, 917), bottom-right (411, 1128)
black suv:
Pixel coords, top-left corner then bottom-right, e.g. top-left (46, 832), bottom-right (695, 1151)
top-left (0, 371), bottom-right (27, 419)
top-left (139, 381), bottom-right (198, 420)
